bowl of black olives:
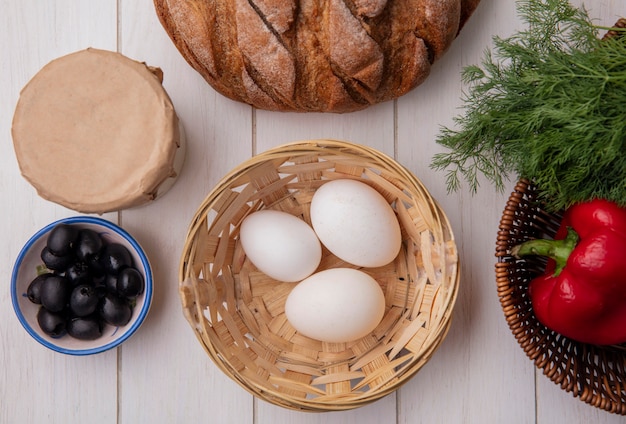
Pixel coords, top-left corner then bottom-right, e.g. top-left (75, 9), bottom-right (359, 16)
top-left (11, 216), bottom-right (153, 355)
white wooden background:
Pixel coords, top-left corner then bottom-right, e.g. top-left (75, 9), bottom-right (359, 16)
top-left (1, 1), bottom-right (624, 423)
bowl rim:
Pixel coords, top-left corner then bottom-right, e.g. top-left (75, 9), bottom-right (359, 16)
top-left (11, 215), bottom-right (153, 356)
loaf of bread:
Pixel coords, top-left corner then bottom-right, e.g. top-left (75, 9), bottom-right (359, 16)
top-left (154, 0), bottom-right (480, 113)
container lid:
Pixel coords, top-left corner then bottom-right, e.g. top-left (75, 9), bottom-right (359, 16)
top-left (12, 48), bottom-right (181, 214)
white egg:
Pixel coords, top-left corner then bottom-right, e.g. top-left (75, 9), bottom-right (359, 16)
top-left (284, 268), bottom-right (386, 343)
top-left (239, 210), bottom-right (322, 282)
top-left (310, 179), bottom-right (402, 267)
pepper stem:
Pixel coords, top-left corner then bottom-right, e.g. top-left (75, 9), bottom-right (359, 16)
top-left (510, 227), bottom-right (579, 276)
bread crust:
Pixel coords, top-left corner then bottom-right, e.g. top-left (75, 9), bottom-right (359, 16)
top-left (154, 0), bottom-right (480, 112)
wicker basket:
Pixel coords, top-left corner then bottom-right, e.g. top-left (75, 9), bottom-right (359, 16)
top-left (179, 139), bottom-right (459, 411)
top-left (496, 179), bottom-right (626, 415)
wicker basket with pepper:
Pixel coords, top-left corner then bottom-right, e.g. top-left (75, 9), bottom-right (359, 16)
top-left (496, 180), bottom-right (626, 414)
top-left (432, 0), bottom-right (626, 414)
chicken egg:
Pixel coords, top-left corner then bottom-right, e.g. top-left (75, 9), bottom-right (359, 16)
top-left (239, 210), bottom-right (322, 282)
top-left (310, 179), bottom-right (401, 267)
top-left (284, 268), bottom-right (386, 343)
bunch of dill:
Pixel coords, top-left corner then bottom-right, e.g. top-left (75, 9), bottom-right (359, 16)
top-left (431, 0), bottom-right (626, 211)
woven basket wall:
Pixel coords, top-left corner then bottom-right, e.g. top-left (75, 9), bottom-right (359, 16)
top-left (179, 139), bottom-right (459, 411)
top-left (495, 179), bottom-right (626, 415)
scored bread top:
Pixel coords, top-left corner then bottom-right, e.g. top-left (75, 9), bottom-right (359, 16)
top-left (154, 0), bottom-right (481, 113)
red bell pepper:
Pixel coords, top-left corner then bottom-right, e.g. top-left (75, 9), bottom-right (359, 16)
top-left (511, 199), bottom-right (626, 345)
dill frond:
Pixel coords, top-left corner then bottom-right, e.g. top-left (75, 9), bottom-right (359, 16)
top-left (431, 0), bottom-right (626, 211)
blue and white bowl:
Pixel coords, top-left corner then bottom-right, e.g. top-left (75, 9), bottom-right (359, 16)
top-left (11, 216), bottom-right (153, 355)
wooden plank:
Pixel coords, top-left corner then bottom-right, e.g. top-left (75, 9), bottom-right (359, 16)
top-left (395, 1), bottom-right (537, 422)
top-left (116, 0), bottom-right (255, 423)
top-left (255, 102), bottom-right (395, 156)
top-left (0, 1), bottom-right (119, 424)
top-left (255, 394), bottom-right (397, 424)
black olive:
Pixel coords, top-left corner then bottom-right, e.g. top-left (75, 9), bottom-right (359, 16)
top-left (67, 316), bottom-right (102, 340)
top-left (37, 307), bottom-right (67, 338)
top-left (69, 284), bottom-right (100, 317)
top-left (93, 284), bottom-right (108, 298)
top-left (39, 275), bottom-right (72, 312)
top-left (100, 243), bottom-right (132, 275)
top-left (65, 261), bottom-right (92, 286)
top-left (99, 293), bottom-right (132, 326)
top-left (40, 246), bottom-right (74, 271)
top-left (27, 273), bottom-right (54, 304)
top-left (87, 253), bottom-right (105, 279)
top-left (104, 273), bottom-right (118, 293)
top-left (75, 229), bottom-right (103, 261)
top-left (116, 267), bottom-right (144, 298)
top-left (46, 224), bottom-right (79, 256)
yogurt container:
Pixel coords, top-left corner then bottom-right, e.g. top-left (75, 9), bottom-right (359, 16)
top-left (12, 48), bottom-right (185, 214)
